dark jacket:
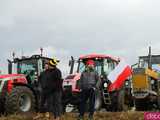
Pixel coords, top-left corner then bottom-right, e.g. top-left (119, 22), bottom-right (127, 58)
top-left (39, 67), bottom-right (62, 94)
top-left (79, 70), bottom-right (100, 90)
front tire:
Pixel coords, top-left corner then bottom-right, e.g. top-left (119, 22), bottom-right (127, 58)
top-left (117, 89), bottom-right (126, 111)
top-left (94, 90), bottom-right (102, 111)
top-left (5, 86), bottom-right (35, 114)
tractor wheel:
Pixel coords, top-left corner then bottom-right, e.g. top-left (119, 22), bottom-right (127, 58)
top-left (5, 86), bottom-right (36, 114)
top-left (94, 90), bottom-right (102, 111)
top-left (135, 99), bottom-right (147, 111)
top-left (117, 88), bottom-right (128, 111)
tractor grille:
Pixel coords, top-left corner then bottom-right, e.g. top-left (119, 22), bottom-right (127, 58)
top-left (64, 85), bottom-right (72, 92)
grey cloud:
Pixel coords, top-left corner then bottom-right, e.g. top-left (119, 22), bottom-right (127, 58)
top-left (1, 0), bottom-right (160, 73)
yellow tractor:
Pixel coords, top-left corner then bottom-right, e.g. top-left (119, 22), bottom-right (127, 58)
top-left (132, 47), bottom-right (160, 110)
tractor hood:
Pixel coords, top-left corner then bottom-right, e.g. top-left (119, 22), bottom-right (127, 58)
top-left (0, 74), bottom-right (27, 84)
top-left (0, 74), bottom-right (25, 80)
top-left (63, 73), bottom-right (81, 92)
top-left (0, 74), bottom-right (27, 93)
top-left (64, 73), bottom-right (81, 81)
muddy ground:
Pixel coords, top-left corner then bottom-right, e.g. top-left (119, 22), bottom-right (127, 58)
top-left (0, 112), bottom-right (144, 120)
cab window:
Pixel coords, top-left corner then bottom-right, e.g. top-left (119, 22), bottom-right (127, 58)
top-left (103, 59), bottom-right (115, 75)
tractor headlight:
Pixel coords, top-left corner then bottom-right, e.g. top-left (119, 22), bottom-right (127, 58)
top-left (104, 83), bottom-right (108, 88)
top-left (125, 81), bottom-right (129, 86)
top-left (151, 80), bottom-right (155, 84)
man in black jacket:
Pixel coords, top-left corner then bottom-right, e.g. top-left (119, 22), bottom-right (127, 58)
top-left (78, 60), bottom-right (100, 120)
top-left (46, 58), bottom-right (62, 120)
top-left (35, 58), bottom-right (62, 120)
top-left (33, 62), bottom-right (49, 120)
top-left (40, 62), bottom-right (49, 109)
top-left (47, 59), bottom-right (63, 120)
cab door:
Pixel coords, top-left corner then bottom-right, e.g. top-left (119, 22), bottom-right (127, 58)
top-left (103, 58), bottom-right (116, 76)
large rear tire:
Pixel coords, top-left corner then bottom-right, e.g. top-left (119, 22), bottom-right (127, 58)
top-left (117, 88), bottom-right (129, 111)
top-left (94, 90), bottom-right (102, 111)
top-left (5, 86), bottom-right (36, 114)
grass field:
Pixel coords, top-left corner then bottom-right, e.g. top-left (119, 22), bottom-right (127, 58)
top-left (0, 112), bottom-right (144, 120)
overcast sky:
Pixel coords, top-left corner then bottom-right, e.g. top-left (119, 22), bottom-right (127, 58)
top-left (1, 0), bottom-right (160, 75)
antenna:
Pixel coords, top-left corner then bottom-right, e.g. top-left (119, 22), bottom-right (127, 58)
top-left (21, 49), bottom-right (24, 58)
top-left (12, 52), bottom-right (15, 60)
top-left (148, 46), bottom-right (152, 69)
top-left (40, 47), bottom-right (43, 57)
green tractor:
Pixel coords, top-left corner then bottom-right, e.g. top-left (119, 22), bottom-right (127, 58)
top-left (0, 54), bottom-right (52, 114)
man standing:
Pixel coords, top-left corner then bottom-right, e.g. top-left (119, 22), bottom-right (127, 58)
top-left (33, 62), bottom-right (49, 120)
top-left (46, 58), bottom-right (63, 120)
top-left (39, 62), bottom-right (49, 113)
top-left (78, 60), bottom-right (99, 120)
top-left (34, 58), bottom-right (62, 120)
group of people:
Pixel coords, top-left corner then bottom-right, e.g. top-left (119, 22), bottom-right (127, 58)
top-left (34, 58), bottom-right (100, 120)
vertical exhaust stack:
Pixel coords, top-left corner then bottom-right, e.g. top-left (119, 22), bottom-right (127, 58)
top-left (12, 52), bottom-right (15, 61)
top-left (8, 59), bottom-right (12, 74)
top-left (148, 46), bottom-right (152, 69)
top-left (40, 47), bottom-right (43, 57)
top-left (69, 56), bottom-right (75, 74)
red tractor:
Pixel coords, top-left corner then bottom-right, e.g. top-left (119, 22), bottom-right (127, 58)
top-left (63, 54), bottom-right (133, 112)
top-left (0, 55), bottom-right (52, 114)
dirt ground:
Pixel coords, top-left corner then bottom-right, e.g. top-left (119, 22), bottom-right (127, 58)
top-left (0, 112), bottom-right (144, 120)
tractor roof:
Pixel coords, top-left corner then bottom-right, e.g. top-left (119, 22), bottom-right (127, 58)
top-left (79, 54), bottom-right (119, 61)
top-left (139, 55), bottom-right (160, 64)
top-left (13, 55), bottom-right (52, 62)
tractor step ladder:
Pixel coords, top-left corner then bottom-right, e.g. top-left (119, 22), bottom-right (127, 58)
top-left (103, 90), bottom-right (111, 104)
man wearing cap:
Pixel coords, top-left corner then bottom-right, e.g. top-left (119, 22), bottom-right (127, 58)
top-left (34, 58), bottom-right (62, 120)
top-left (78, 60), bottom-right (100, 120)
top-left (46, 58), bottom-right (63, 120)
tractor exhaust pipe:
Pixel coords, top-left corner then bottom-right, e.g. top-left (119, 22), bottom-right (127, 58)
top-left (69, 56), bottom-right (75, 74)
top-left (148, 46), bottom-right (152, 69)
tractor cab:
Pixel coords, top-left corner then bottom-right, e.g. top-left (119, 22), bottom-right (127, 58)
top-left (76, 56), bottom-right (117, 76)
top-left (69, 54), bottom-right (119, 75)
top-left (64, 54), bottom-right (119, 92)
top-left (8, 55), bottom-right (52, 85)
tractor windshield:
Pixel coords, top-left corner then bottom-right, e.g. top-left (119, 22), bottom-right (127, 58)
top-left (77, 60), bottom-right (103, 75)
top-left (103, 58), bottom-right (116, 75)
top-left (78, 61), bottom-right (85, 73)
top-left (139, 58), bottom-right (148, 68)
top-left (139, 55), bottom-right (160, 72)
top-left (17, 59), bottom-right (37, 75)
top-left (16, 59), bottom-right (38, 84)
top-left (69, 57), bottom-right (117, 77)
top-left (77, 58), bottom-right (116, 76)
